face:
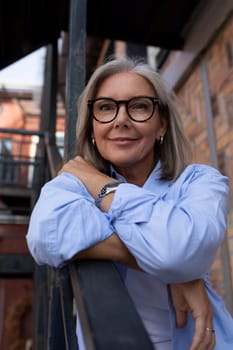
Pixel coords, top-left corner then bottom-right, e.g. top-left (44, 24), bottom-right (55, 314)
top-left (92, 72), bottom-right (167, 179)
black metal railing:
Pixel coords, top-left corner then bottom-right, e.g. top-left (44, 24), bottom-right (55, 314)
top-left (36, 261), bottom-right (154, 350)
top-left (0, 128), bottom-right (48, 216)
top-left (0, 128), bottom-right (45, 189)
top-left (0, 153), bottom-right (43, 187)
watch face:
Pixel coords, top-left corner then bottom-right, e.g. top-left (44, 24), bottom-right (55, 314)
top-left (100, 182), bottom-right (120, 197)
top-left (100, 187), bottom-right (108, 196)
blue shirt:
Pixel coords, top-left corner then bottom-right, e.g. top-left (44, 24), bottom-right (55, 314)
top-left (26, 162), bottom-right (233, 349)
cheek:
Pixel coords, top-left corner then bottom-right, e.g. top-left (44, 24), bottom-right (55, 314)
top-left (143, 124), bottom-right (160, 143)
top-left (149, 118), bottom-right (165, 140)
top-left (92, 124), bottom-right (109, 148)
top-left (92, 123), bottom-right (101, 140)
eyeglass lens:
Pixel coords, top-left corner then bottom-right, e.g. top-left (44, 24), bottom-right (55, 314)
top-left (91, 97), bottom-right (155, 122)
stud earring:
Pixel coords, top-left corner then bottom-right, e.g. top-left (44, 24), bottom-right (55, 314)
top-left (159, 135), bottom-right (164, 145)
top-left (92, 138), bottom-right (95, 146)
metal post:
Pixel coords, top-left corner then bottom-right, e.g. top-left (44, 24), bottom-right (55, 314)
top-left (65, 0), bottom-right (86, 161)
top-left (40, 41), bottom-right (58, 139)
top-left (33, 266), bottom-right (49, 350)
top-left (34, 41), bottom-right (59, 194)
top-left (47, 268), bottom-right (78, 350)
top-left (52, 0), bottom-right (87, 347)
top-left (201, 58), bottom-right (233, 314)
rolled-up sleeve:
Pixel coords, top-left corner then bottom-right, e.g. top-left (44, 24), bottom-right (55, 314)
top-left (108, 165), bottom-right (229, 283)
top-left (26, 173), bottom-right (113, 267)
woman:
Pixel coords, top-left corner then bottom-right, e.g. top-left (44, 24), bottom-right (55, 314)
top-left (26, 57), bottom-right (233, 349)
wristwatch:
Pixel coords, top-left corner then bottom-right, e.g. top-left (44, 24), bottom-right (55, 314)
top-left (95, 181), bottom-right (121, 208)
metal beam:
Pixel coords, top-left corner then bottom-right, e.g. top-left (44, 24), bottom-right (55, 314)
top-left (0, 254), bottom-right (34, 277)
top-left (40, 42), bottom-right (58, 137)
top-left (65, 0), bottom-right (86, 161)
top-left (0, 128), bottom-right (44, 137)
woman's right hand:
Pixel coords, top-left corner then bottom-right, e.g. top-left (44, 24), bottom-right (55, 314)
top-left (171, 279), bottom-right (215, 350)
top-left (59, 156), bottom-right (114, 203)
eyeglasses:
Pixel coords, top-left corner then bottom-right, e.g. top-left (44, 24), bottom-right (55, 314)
top-left (87, 96), bottom-right (161, 123)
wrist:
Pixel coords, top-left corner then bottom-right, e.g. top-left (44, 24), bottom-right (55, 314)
top-left (95, 181), bottom-right (122, 208)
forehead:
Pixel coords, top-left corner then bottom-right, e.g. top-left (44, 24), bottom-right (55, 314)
top-left (96, 72), bottom-right (155, 97)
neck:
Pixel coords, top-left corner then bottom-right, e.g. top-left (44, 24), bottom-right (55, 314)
top-left (115, 161), bottom-right (157, 186)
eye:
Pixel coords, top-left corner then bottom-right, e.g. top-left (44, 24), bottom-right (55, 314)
top-left (100, 103), bottom-right (114, 111)
top-left (130, 98), bottom-right (151, 111)
top-left (95, 100), bottom-right (116, 112)
top-left (132, 102), bottom-right (149, 110)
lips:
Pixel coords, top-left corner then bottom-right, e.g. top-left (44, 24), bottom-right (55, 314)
top-left (109, 137), bottom-right (138, 145)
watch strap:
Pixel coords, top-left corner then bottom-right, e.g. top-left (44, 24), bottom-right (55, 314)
top-left (95, 181), bottom-right (121, 208)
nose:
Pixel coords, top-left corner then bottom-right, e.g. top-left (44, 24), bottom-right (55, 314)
top-left (113, 103), bottom-right (130, 126)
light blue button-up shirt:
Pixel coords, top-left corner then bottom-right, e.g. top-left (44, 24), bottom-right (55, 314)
top-left (26, 162), bottom-right (233, 349)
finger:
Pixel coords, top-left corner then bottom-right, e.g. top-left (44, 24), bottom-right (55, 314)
top-left (189, 315), bottom-right (206, 350)
top-left (175, 310), bottom-right (188, 328)
top-left (203, 328), bottom-right (216, 349)
top-left (196, 331), bottom-right (216, 350)
top-left (190, 319), bottom-right (216, 350)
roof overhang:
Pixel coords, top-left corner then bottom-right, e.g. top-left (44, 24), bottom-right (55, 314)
top-left (0, 0), bottom-right (203, 69)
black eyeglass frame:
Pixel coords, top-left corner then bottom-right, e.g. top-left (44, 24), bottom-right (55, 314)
top-left (87, 96), bottom-right (161, 123)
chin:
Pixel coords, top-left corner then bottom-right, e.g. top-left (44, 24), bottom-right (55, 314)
top-left (110, 160), bottom-right (134, 169)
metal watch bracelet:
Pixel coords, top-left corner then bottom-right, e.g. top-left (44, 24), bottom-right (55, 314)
top-left (95, 181), bottom-right (121, 208)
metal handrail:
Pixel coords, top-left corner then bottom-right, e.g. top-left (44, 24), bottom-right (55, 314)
top-left (0, 127), bottom-right (44, 137)
top-left (44, 133), bottom-right (63, 178)
top-left (69, 261), bottom-right (154, 350)
top-left (44, 261), bottom-right (154, 350)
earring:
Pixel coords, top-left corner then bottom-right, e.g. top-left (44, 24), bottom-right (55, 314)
top-left (159, 135), bottom-right (164, 145)
top-left (92, 137), bottom-right (95, 146)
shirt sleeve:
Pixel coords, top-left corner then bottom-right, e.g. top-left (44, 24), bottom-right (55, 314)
top-left (26, 172), bottom-right (114, 267)
top-left (108, 165), bottom-right (229, 283)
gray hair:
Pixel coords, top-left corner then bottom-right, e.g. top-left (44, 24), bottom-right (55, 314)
top-left (76, 56), bottom-right (191, 180)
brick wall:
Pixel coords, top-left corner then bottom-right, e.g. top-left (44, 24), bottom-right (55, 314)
top-left (175, 15), bottom-right (233, 301)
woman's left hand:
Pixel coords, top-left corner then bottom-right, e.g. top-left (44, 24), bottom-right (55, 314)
top-left (59, 156), bottom-right (113, 199)
top-left (171, 279), bottom-right (215, 350)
